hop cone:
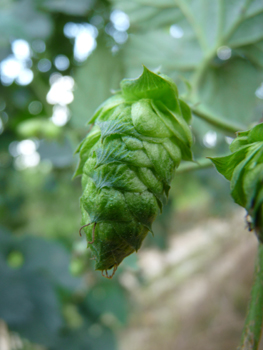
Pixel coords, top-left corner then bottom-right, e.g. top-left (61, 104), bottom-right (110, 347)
top-left (210, 123), bottom-right (263, 240)
top-left (74, 67), bottom-right (193, 275)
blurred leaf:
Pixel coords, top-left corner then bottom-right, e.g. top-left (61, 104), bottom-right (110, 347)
top-left (70, 44), bottom-right (124, 128)
top-left (17, 118), bottom-right (62, 139)
top-left (51, 322), bottom-right (116, 350)
top-left (198, 58), bottom-right (263, 124)
top-left (0, 0), bottom-right (53, 46)
top-left (85, 282), bottom-right (128, 324)
top-left (40, 0), bottom-right (94, 15)
top-left (113, 0), bottom-right (182, 29)
top-left (248, 123), bottom-right (263, 142)
top-left (18, 236), bottom-right (81, 290)
top-left (0, 229), bottom-right (81, 346)
top-left (209, 148), bottom-right (250, 181)
top-left (115, 0), bottom-right (263, 126)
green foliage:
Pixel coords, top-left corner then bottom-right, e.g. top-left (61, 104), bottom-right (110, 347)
top-left (210, 123), bottom-right (263, 239)
top-left (1, 0), bottom-right (263, 349)
top-left (111, 0), bottom-right (263, 129)
top-left (75, 67), bottom-right (192, 273)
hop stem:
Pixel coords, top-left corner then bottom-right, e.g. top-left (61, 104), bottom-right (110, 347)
top-left (192, 107), bottom-right (245, 136)
top-left (176, 158), bottom-right (213, 174)
top-left (237, 243), bottom-right (263, 350)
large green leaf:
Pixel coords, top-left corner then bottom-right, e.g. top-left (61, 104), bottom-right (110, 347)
top-left (40, 0), bottom-right (93, 15)
top-left (113, 0), bottom-right (263, 126)
top-left (0, 0), bottom-right (53, 47)
top-left (0, 229), bottom-right (81, 346)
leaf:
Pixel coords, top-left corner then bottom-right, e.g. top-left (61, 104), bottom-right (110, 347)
top-left (152, 102), bottom-right (193, 161)
top-left (70, 44), bottom-right (124, 128)
top-left (115, 0), bottom-right (263, 126)
top-left (240, 40), bottom-right (263, 68)
top-left (97, 120), bottom-right (136, 140)
top-left (0, 231), bottom-right (67, 347)
top-left (85, 282), bottom-right (128, 324)
top-left (227, 12), bottom-right (263, 47)
top-left (52, 322), bottom-right (116, 350)
top-left (120, 66), bottom-right (178, 110)
top-left (209, 145), bottom-right (252, 180)
top-left (248, 123), bottom-right (263, 143)
top-left (90, 163), bottom-right (147, 192)
top-left (74, 127), bottom-right (101, 178)
top-left (0, 0), bottom-right (53, 46)
top-left (243, 163), bottom-right (263, 209)
top-left (95, 139), bottom-right (152, 168)
top-left (40, 0), bottom-right (93, 15)
top-left (18, 236), bottom-right (81, 291)
top-left (230, 144), bottom-right (263, 206)
top-left (229, 137), bottom-right (249, 153)
top-left (112, 0), bottom-right (181, 30)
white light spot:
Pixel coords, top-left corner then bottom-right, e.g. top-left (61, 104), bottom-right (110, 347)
top-left (38, 58), bottom-right (52, 72)
top-left (255, 83), bottom-right (263, 99)
top-left (0, 57), bottom-right (23, 80)
top-left (105, 23), bottom-right (115, 36)
top-left (16, 68), bottom-right (34, 85)
top-left (225, 136), bottom-right (234, 144)
top-left (74, 27), bottom-right (97, 62)
top-left (64, 22), bottom-right (98, 62)
top-left (28, 101), bottom-right (43, 115)
top-left (54, 55), bottom-right (70, 71)
top-left (170, 24), bottom-right (184, 38)
top-left (17, 139), bottom-right (37, 155)
top-left (46, 76), bottom-right (74, 105)
top-left (49, 72), bottom-right (62, 85)
top-left (0, 75), bottom-right (13, 86)
top-left (203, 131), bottom-right (217, 148)
top-left (12, 39), bottom-right (31, 60)
top-left (51, 105), bottom-right (70, 126)
top-left (31, 39), bottom-right (46, 53)
top-left (111, 45), bottom-right (119, 54)
top-left (15, 152), bottom-right (40, 170)
top-left (110, 10), bottom-right (130, 32)
top-left (64, 22), bottom-right (79, 38)
top-left (9, 141), bottom-right (20, 157)
top-left (113, 31), bottom-right (128, 44)
top-left (217, 46), bottom-right (232, 60)
top-left (0, 118), bottom-right (3, 134)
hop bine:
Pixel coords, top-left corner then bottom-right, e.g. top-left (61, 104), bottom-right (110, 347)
top-left (74, 67), bottom-right (193, 278)
top-left (210, 123), bottom-right (263, 240)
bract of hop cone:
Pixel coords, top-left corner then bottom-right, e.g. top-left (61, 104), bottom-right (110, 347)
top-left (74, 66), bottom-right (193, 277)
top-left (210, 123), bottom-right (263, 241)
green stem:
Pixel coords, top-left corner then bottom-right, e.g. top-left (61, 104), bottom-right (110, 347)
top-left (192, 107), bottom-right (245, 135)
top-left (237, 243), bottom-right (263, 350)
top-left (177, 158), bottom-right (213, 174)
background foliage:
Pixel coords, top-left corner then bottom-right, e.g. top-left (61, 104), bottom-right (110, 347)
top-left (0, 0), bottom-right (263, 349)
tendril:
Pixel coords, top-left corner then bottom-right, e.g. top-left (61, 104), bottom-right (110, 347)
top-left (79, 222), bottom-right (97, 245)
top-left (101, 265), bottom-right (118, 279)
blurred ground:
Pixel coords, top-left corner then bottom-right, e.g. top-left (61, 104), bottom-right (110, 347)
top-left (118, 209), bottom-right (263, 350)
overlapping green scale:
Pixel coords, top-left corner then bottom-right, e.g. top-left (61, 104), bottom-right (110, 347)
top-left (74, 67), bottom-right (193, 275)
top-left (210, 123), bottom-right (263, 241)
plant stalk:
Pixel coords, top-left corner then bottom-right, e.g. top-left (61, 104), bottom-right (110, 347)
top-left (177, 158), bottom-right (213, 174)
top-left (192, 107), bottom-right (245, 136)
top-left (237, 243), bottom-right (263, 350)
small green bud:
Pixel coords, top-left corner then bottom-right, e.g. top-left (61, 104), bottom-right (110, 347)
top-left (210, 123), bottom-right (263, 240)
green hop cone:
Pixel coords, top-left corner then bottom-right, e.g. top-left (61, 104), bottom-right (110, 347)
top-left (74, 67), bottom-right (193, 277)
top-left (210, 123), bottom-right (263, 240)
